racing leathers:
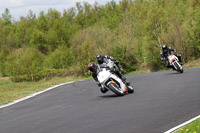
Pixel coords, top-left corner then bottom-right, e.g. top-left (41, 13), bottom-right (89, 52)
top-left (95, 55), bottom-right (130, 91)
top-left (160, 47), bottom-right (183, 68)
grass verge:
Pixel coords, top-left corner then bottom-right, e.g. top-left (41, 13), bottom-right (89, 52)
top-left (174, 118), bottom-right (200, 133)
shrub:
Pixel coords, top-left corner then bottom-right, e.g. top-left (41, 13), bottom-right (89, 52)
top-left (48, 45), bottom-right (74, 69)
top-left (0, 46), bottom-right (10, 76)
top-left (7, 47), bottom-right (44, 82)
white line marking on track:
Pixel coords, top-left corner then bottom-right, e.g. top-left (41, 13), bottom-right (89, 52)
top-left (0, 81), bottom-right (75, 109)
top-left (164, 115), bottom-right (200, 133)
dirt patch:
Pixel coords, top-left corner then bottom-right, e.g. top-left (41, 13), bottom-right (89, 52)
top-left (0, 77), bottom-right (10, 81)
top-left (137, 65), bottom-right (151, 71)
top-left (184, 58), bottom-right (200, 68)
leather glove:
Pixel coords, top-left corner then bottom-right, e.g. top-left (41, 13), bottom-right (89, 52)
top-left (110, 68), bottom-right (116, 73)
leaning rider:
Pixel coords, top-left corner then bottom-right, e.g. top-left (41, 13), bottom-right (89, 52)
top-left (88, 62), bottom-right (108, 93)
top-left (96, 54), bottom-right (130, 85)
top-left (160, 44), bottom-right (183, 68)
top-left (88, 54), bottom-right (130, 93)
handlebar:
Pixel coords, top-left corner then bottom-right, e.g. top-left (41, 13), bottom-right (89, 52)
top-left (100, 66), bottom-right (109, 68)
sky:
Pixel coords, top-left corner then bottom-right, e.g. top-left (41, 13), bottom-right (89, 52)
top-left (0, 0), bottom-right (121, 20)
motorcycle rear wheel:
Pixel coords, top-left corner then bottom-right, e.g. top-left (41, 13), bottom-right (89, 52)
top-left (128, 86), bottom-right (134, 93)
top-left (180, 69), bottom-right (184, 73)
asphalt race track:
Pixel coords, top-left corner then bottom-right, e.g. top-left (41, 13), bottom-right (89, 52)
top-left (0, 68), bottom-right (200, 133)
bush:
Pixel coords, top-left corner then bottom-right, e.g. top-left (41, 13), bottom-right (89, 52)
top-left (111, 43), bottom-right (138, 73)
top-left (70, 26), bottom-right (114, 76)
top-left (39, 69), bottom-right (65, 80)
top-left (7, 47), bottom-right (44, 82)
top-left (48, 45), bottom-right (74, 69)
top-left (0, 46), bottom-right (10, 76)
top-left (39, 67), bottom-right (83, 80)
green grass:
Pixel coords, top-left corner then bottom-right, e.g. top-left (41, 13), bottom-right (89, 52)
top-left (127, 70), bottom-right (151, 75)
top-left (174, 118), bottom-right (200, 133)
top-left (0, 81), bottom-right (10, 86)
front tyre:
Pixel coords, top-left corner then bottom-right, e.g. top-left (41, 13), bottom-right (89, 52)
top-left (174, 62), bottom-right (181, 73)
top-left (174, 61), bottom-right (184, 73)
top-left (108, 83), bottom-right (124, 96)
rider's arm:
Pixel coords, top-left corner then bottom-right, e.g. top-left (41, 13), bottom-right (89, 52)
top-left (160, 52), bottom-right (164, 61)
top-left (105, 55), bottom-right (115, 61)
top-left (173, 49), bottom-right (177, 54)
top-left (169, 47), bottom-right (177, 54)
top-left (104, 55), bottom-right (121, 71)
top-left (106, 56), bottom-right (119, 65)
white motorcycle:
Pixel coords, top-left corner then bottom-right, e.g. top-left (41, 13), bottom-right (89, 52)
top-left (168, 54), bottom-right (183, 73)
top-left (97, 63), bottom-right (134, 96)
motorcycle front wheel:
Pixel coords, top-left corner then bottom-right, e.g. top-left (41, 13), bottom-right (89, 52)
top-left (174, 62), bottom-right (184, 73)
top-left (108, 83), bottom-right (124, 96)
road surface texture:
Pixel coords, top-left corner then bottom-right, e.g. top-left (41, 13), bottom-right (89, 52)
top-left (0, 68), bottom-right (200, 133)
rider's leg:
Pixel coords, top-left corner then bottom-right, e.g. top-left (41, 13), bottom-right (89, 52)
top-left (116, 71), bottom-right (130, 86)
top-left (177, 54), bottom-right (183, 65)
top-left (166, 60), bottom-right (170, 68)
top-left (166, 60), bottom-right (175, 70)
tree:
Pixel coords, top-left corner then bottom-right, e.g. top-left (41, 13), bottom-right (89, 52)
top-left (76, 38), bottom-right (96, 75)
top-left (0, 46), bottom-right (10, 76)
top-left (7, 47), bottom-right (44, 82)
top-left (112, 16), bottom-right (138, 72)
top-left (30, 28), bottom-right (47, 53)
top-left (48, 45), bottom-right (74, 69)
top-left (1, 8), bottom-right (12, 25)
top-left (191, 6), bottom-right (200, 58)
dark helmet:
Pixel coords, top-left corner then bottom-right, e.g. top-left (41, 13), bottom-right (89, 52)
top-left (88, 62), bottom-right (96, 72)
top-left (162, 44), bottom-right (168, 53)
top-left (96, 54), bottom-right (103, 64)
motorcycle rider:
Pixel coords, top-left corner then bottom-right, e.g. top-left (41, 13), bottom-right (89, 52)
top-left (88, 54), bottom-right (130, 93)
top-left (96, 54), bottom-right (130, 85)
top-left (160, 44), bottom-right (183, 68)
top-left (88, 62), bottom-right (108, 93)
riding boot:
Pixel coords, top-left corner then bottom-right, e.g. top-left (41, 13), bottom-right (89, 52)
top-left (100, 87), bottom-right (108, 93)
top-left (116, 71), bottom-right (130, 86)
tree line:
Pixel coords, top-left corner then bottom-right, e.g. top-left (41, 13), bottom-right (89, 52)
top-left (0, 0), bottom-right (200, 82)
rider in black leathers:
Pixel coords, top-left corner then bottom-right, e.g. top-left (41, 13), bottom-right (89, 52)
top-left (88, 54), bottom-right (130, 93)
top-left (160, 44), bottom-right (183, 68)
top-left (88, 62), bottom-right (108, 93)
top-left (96, 53), bottom-right (130, 84)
